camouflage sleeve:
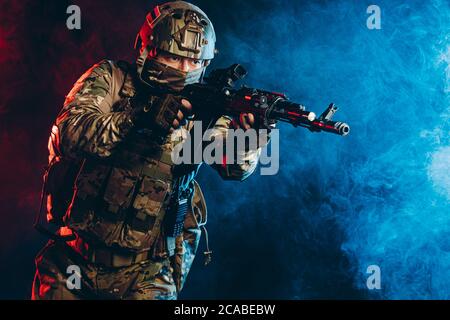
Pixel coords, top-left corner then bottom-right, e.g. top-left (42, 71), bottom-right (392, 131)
top-left (208, 116), bottom-right (269, 181)
top-left (54, 60), bottom-right (134, 159)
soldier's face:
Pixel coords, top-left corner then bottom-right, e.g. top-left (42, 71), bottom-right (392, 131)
top-left (155, 51), bottom-right (204, 72)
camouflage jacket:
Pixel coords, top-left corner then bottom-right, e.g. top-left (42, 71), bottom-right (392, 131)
top-left (45, 60), bottom-right (264, 290)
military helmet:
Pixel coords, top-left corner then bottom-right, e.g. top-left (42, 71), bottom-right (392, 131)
top-left (135, 1), bottom-right (216, 61)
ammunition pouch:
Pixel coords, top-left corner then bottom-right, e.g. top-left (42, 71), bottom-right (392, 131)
top-left (65, 154), bottom-right (176, 251)
top-left (68, 234), bottom-right (155, 268)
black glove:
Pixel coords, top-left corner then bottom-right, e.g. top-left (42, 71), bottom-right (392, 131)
top-left (130, 93), bottom-right (192, 134)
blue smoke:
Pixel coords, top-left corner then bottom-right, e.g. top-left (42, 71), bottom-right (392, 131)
top-left (181, 0), bottom-right (450, 299)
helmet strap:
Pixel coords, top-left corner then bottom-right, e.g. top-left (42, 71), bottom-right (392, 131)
top-left (136, 45), bottom-right (149, 82)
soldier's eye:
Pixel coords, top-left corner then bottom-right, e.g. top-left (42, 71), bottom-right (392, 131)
top-left (190, 60), bottom-right (201, 66)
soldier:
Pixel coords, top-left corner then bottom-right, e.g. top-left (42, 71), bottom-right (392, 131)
top-left (32, 1), bottom-right (267, 300)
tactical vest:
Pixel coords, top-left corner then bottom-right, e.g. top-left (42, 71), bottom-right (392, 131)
top-left (45, 61), bottom-right (206, 254)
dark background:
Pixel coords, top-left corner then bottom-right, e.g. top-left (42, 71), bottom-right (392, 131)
top-left (0, 0), bottom-right (448, 299)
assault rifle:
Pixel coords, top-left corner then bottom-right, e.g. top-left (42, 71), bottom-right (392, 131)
top-left (182, 64), bottom-right (350, 136)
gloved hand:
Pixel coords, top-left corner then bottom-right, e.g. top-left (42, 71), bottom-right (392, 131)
top-left (230, 113), bottom-right (255, 130)
top-left (230, 112), bottom-right (275, 149)
top-left (131, 93), bottom-right (193, 134)
top-left (231, 112), bottom-right (277, 131)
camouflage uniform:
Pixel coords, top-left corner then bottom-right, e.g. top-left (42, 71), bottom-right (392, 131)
top-left (32, 59), bottom-right (263, 300)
